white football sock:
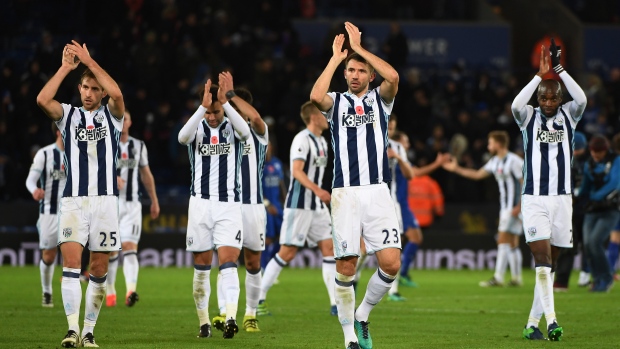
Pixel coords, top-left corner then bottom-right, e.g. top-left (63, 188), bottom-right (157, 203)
top-left (526, 283), bottom-right (543, 328)
top-left (494, 243), bottom-right (510, 283)
top-left (259, 254), bottom-right (286, 301)
top-left (220, 263), bottom-right (240, 320)
top-left (388, 273), bottom-right (400, 295)
top-left (322, 257), bottom-right (337, 306)
top-left (335, 273), bottom-right (357, 347)
top-left (62, 268), bottom-right (82, 333)
top-left (193, 265), bottom-right (211, 326)
top-left (40, 259), bottom-right (55, 294)
top-left (511, 247), bottom-right (523, 282)
top-left (123, 251), bottom-right (139, 294)
top-left (217, 272), bottom-right (225, 315)
top-left (535, 265), bottom-right (556, 326)
top-left (83, 274), bottom-right (107, 336)
top-left (106, 255), bottom-right (119, 296)
top-left (355, 268), bottom-right (396, 322)
top-left (245, 268), bottom-right (262, 316)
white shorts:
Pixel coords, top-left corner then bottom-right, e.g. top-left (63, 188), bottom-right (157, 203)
top-left (37, 214), bottom-right (59, 250)
top-left (186, 196), bottom-right (243, 252)
top-left (58, 196), bottom-right (121, 252)
top-left (331, 183), bottom-right (401, 258)
top-left (521, 194), bottom-right (573, 247)
top-left (394, 200), bottom-right (404, 234)
top-left (242, 203), bottom-right (266, 251)
top-left (280, 208), bottom-right (331, 248)
top-left (498, 208), bottom-right (522, 235)
top-left (119, 199), bottom-right (142, 244)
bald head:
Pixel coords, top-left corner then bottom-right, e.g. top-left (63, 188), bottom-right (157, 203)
top-left (537, 79), bottom-right (563, 98)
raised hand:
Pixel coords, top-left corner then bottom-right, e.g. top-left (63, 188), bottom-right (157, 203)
top-left (332, 34), bottom-right (348, 62)
top-left (201, 79), bottom-right (213, 109)
top-left (219, 71), bottom-right (235, 95)
top-left (549, 38), bottom-right (564, 73)
top-left (66, 40), bottom-right (93, 67)
top-left (61, 46), bottom-right (80, 70)
top-left (344, 22), bottom-right (362, 52)
top-left (537, 45), bottom-right (550, 77)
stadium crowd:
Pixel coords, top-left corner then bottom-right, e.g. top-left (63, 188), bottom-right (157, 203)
top-left (1, 0), bottom-right (620, 204)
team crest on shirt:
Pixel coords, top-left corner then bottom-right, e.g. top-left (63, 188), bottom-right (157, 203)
top-left (63, 228), bottom-right (72, 238)
top-left (553, 117), bottom-right (564, 127)
top-left (94, 113), bottom-right (105, 124)
top-left (187, 237), bottom-right (193, 246)
top-left (364, 99), bottom-right (374, 107)
top-left (222, 129), bottom-right (231, 138)
top-left (527, 227), bottom-right (537, 237)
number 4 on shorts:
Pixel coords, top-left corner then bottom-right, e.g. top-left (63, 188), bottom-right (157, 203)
top-left (235, 230), bottom-right (241, 243)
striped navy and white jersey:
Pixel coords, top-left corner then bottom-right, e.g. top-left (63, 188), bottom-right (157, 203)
top-left (324, 87), bottom-right (392, 188)
top-left (388, 139), bottom-right (409, 200)
top-left (240, 123), bottom-right (268, 204)
top-left (483, 152), bottom-right (523, 210)
top-left (516, 105), bottom-right (580, 196)
top-left (285, 129), bottom-right (329, 210)
top-left (57, 104), bottom-right (123, 197)
top-left (187, 117), bottom-right (244, 202)
top-left (29, 144), bottom-right (67, 214)
top-left (116, 136), bottom-right (149, 202)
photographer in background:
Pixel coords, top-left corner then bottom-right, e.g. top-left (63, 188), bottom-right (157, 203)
top-left (580, 135), bottom-right (620, 292)
top-left (605, 133), bottom-right (620, 279)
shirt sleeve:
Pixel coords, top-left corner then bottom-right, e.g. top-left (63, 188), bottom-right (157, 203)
top-left (482, 158), bottom-right (494, 173)
top-left (290, 135), bottom-right (310, 162)
top-left (26, 150), bottom-right (45, 194)
top-left (559, 71), bottom-right (587, 123)
top-left (106, 105), bottom-right (124, 131)
top-left (253, 121), bottom-right (269, 146)
top-left (397, 143), bottom-right (409, 164)
top-left (511, 75), bottom-right (541, 129)
top-left (376, 86), bottom-right (394, 115)
top-left (56, 104), bottom-right (74, 131)
top-left (512, 156), bottom-right (524, 180)
top-left (139, 142), bottom-right (149, 167)
top-left (321, 93), bottom-right (337, 122)
top-left (178, 106), bottom-right (206, 145)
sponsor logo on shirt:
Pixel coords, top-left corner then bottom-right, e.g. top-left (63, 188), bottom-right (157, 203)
top-left (313, 156), bottom-right (328, 167)
top-left (198, 142), bottom-right (231, 156)
top-left (117, 159), bottom-right (138, 168)
top-left (536, 128), bottom-right (564, 143)
top-left (75, 125), bottom-right (108, 142)
top-left (50, 169), bottom-right (66, 180)
top-left (243, 143), bottom-right (252, 156)
top-left (341, 110), bottom-right (375, 127)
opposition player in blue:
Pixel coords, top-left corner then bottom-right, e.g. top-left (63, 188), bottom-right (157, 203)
top-left (178, 74), bottom-right (251, 339)
top-left (311, 22), bottom-right (401, 349)
top-left (25, 123), bottom-right (66, 308)
top-left (511, 39), bottom-right (586, 341)
top-left (37, 41), bottom-right (125, 348)
top-left (261, 141), bottom-right (286, 270)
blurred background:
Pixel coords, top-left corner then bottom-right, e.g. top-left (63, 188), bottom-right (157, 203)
top-left (1, 0), bottom-right (619, 267)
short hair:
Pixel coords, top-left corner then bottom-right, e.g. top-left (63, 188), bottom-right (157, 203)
top-left (300, 101), bottom-right (320, 125)
top-left (197, 83), bottom-right (219, 105)
top-left (391, 130), bottom-right (406, 142)
top-left (537, 79), bottom-right (563, 98)
top-left (233, 87), bottom-right (253, 104)
top-left (345, 52), bottom-right (374, 73)
top-left (612, 133), bottom-right (620, 153)
top-left (80, 68), bottom-right (96, 84)
top-left (488, 130), bottom-right (509, 148)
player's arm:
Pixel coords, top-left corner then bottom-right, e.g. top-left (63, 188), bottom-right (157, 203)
top-left (292, 159), bottom-right (331, 204)
top-left (25, 151), bottom-right (44, 201)
top-left (36, 47), bottom-right (80, 121)
top-left (139, 165), bottom-right (160, 219)
top-left (512, 178), bottom-right (524, 217)
top-left (388, 145), bottom-right (413, 179)
top-left (178, 80), bottom-right (213, 145)
top-left (442, 157), bottom-right (490, 180)
top-left (310, 34), bottom-right (347, 112)
top-left (590, 157), bottom-right (620, 201)
top-left (66, 40), bottom-right (124, 119)
top-left (547, 38), bottom-right (587, 119)
top-left (217, 74), bottom-right (250, 141)
top-left (413, 153), bottom-right (450, 177)
top-left (512, 45), bottom-right (549, 126)
top-left (345, 22), bottom-right (399, 103)
top-left (219, 72), bottom-right (265, 136)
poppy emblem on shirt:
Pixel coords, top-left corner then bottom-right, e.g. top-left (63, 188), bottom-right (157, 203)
top-left (87, 125), bottom-right (95, 130)
top-left (355, 106), bottom-right (364, 115)
top-left (320, 150), bottom-right (325, 156)
top-left (268, 165), bottom-right (274, 172)
top-left (211, 136), bottom-right (219, 144)
top-left (122, 153), bottom-right (128, 159)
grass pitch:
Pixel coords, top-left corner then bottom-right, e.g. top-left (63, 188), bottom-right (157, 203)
top-left (1, 267), bottom-right (619, 348)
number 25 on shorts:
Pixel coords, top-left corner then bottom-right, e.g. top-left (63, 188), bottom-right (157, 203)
top-left (99, 231), bottom-right (118, 247)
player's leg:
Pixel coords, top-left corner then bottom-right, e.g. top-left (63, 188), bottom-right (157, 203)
top-left (106, 251), bottom-right (119, 306)
top-left (240, 204), bottom-right (266, 331)
top-left (82, 250), bottom-right (111, 345)
top-left (317, 238), bottom-right (337, 314)
top-left (486, 231), bottom-right (511, 286)
top-left (122, 241), bottom-right (139, 306)
top-left (353, 239), bottom-right (367, 290)
top-left (607, 224), bottom-right (620, 277)
top-left (186, 196), bottom-right (215, 338)
top-left (331, 187), bottom-right (362, 348)
top-left (509, 233), bottom-right (523, 286)
top-left (259, 245), bottom-right (298, 308)
top-left (399, 226), bottom-right (421, 287)
top-left (583, 211), bottom-right (620, 291)
top-left (58, 197), bottom-right (87, 347)
top-left (39, 214), bottom-right (58, 307)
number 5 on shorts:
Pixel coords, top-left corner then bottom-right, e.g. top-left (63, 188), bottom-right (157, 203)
top-left (99, 231), bottom-right (118, 247)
